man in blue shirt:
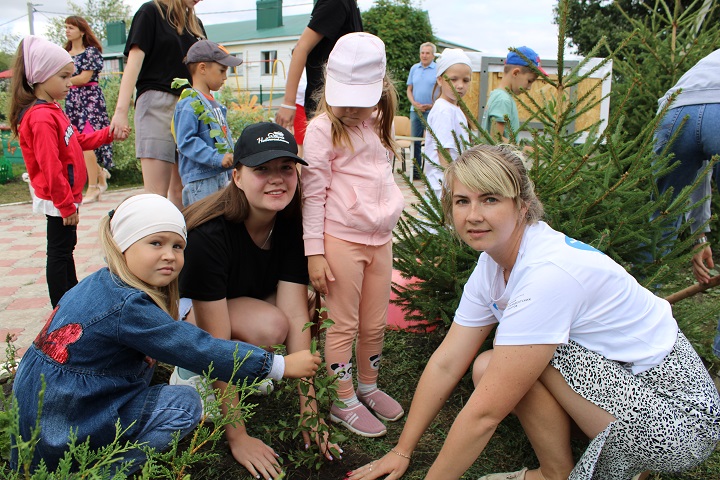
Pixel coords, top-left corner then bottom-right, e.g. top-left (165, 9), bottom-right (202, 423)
top-left (406, 42), bottom-right (437, 177)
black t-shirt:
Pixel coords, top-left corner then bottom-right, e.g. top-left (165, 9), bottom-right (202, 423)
top-left (305, 0), bottom-right (363, 116)
top-left (124, 1), bottom-right (205, 98)
top-left (179, 215), bottom-right (309, 302)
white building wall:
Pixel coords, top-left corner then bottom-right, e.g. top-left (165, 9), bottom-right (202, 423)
top-left (100, 38), bottom-right (301, 106)
top-left (223, 39), bottom-right (297, 104)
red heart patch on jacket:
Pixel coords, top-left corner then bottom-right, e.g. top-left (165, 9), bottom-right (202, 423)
top-left (34, 307), bottom-right (83, 364)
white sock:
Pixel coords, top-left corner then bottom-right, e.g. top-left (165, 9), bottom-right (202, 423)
top-left (339, 395), bottom-right (360, 408)
top-left (358, 382), bottom-right (377, 394)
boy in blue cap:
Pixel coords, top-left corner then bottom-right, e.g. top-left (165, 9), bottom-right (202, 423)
top-left (482, 46), bottom-right (546, 143)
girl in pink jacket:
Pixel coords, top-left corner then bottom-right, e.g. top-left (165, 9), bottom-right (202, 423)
top-left (302, 32), bottom-right (405, 438)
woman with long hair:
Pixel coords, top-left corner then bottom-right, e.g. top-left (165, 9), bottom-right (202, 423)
top-left (64, 15), bottom-right (113, 203)
top-left (178, 122), bottom-right (340, 479)
top-left (110, 0), bottom-right (206, 209)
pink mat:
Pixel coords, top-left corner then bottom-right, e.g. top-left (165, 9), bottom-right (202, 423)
top-left (387, 269), bottom-right (436, 333)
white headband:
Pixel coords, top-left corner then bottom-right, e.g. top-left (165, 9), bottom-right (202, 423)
top-left (436, 48), bottom-right (472, 78)
top-left (110, 194), bottom-right (187, 252)
top-left (23, 35), bottom-right (73, 85)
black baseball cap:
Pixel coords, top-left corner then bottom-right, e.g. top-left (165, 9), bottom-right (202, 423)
top-left (234, 122), bottom-right (308, 167)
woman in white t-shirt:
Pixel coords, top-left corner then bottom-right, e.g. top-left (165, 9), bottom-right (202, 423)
top-left (348, 144), bottom-right (720, 480)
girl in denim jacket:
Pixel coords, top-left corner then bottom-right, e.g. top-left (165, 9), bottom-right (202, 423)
top-left (11, 194), bottom-right (320, 475)
top-left (302, 33), bottom-right (405, 438)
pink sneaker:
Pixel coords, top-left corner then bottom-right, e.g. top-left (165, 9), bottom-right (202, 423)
top-left (357, 388), bottom-right (404, 422)
top-left (330, 402), bottom-right (387, 437)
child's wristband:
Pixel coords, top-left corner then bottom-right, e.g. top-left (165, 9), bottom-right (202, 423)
top-left (280, 104), bottom-right (297, 111)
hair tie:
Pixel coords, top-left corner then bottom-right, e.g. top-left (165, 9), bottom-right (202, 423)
top-left (108, 209), bottom-right (115, 219)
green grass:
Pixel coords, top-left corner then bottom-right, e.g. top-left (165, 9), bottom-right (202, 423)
top-left (0, 162), bottom-right (143, 206)
top-left (0, 163), bottom-right (30, 204)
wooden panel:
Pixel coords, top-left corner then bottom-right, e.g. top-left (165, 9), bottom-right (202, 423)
top-left (575, 78), bottom-right (602, 131)
top-left (461, 72), bottom-right (481, 119)
top-left (478, 71), bottom-right (603, 129)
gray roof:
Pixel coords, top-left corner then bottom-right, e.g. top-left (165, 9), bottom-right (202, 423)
top-left (206, 13), bottom-right (309, 45)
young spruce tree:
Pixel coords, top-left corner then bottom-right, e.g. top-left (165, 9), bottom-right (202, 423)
top-left (392, 0), bottom-right (714, 329)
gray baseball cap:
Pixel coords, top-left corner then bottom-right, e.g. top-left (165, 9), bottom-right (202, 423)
top-left (185, 40), bottom-right (242, 67)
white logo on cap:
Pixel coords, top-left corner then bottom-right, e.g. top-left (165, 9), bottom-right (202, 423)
top-left (257, 131), bottom-right (289, 144)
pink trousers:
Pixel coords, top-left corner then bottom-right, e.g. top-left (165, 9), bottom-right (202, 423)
top-left (323, 235), bottom-right (393, 399)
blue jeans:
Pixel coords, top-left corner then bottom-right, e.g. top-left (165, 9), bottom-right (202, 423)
top-left (654, 103), bottom-right (720, 234)
top-left (181, 172), bottom-right (230, 207)
top-left (654, 104), bottom-right (720, 358)
top-left (122, 384), bottom-right (202, 474)
top-left (410, 109), bottom-right (429, 169)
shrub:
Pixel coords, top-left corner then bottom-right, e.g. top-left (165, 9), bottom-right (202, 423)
top-left (220, 87), bottom-right (273, 138)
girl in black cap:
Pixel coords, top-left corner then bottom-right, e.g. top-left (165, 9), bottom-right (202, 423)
top-left (178, 122), bottom-right (340, 479)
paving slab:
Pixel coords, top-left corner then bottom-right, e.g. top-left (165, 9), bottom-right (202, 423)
top-left (0, 171), bottom-right (426, 360)
top-left (0, 187), bottom-right (145, 359)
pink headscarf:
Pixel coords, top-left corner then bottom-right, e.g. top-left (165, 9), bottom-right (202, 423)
top-left (22, 35), bottom-right (73, 85)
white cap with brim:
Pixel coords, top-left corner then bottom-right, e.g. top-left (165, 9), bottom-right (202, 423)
top-left (325, 32), bottom-right (386, 108)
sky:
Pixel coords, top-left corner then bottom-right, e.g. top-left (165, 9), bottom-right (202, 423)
top-left (2, 0), bottom-right (562, 58)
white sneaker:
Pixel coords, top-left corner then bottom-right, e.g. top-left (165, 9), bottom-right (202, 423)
top-left (0, 356), bottom-right (20, 382)
top-left (169, 367), bottom-right (220, 420)
top-left (251, 377), bottom-right (274, 396)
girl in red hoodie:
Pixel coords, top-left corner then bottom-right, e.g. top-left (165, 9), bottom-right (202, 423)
top-left (9, 36), bottom-right (127, 307)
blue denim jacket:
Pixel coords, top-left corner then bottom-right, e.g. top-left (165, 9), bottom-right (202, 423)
top-left (12, 268), bottom-right (272, 471)
top-left (174, 90), bottom-right (233, 185)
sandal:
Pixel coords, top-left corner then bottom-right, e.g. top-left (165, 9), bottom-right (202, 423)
top-left (478, 467), bottom-right (528, 480)
top-left (98, 168), bottom-right (111, 194)
top-left (83, 185), bottom-right (101, 204)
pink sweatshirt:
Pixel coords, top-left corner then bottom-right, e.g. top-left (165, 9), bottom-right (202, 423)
top-left (302, 113), bottom-right (405, 255)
